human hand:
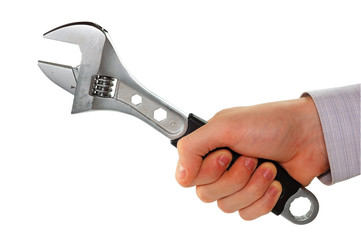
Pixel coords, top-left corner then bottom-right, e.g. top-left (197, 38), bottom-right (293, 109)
top-left (175, 97), bottom-right (329, 220)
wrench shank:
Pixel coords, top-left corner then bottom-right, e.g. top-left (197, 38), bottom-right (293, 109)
top-left (92, 78), bottom-right (188, 140)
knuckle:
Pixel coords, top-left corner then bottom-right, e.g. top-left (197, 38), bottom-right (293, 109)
top-left (212, 109), bottom-right (229, 119)
top-left (196, 186), bottom-right (213, 203)
top-left (217, 200), bottom-right (235, 214)
top-left (257, 200), bottom-right (274, 217)
top-left (238, 210), bottom-right (256, 221)
top-left (231, 170), bottom-right (248, 187)
top-left (177, 137), bottom-right (190, 154)
top-left (247, 184), bottom-right (265, 200)
top-left (262, 201), bottom-right (275, 214)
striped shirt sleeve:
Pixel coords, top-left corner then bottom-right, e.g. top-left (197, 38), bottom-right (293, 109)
top-left (303, 84), bottom-right (360, 185)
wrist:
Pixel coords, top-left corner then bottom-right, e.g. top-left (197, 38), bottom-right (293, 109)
top-left (290, 96), bottom-right (330, 184)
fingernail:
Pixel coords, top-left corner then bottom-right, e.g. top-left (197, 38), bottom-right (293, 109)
top-left (263, 168), bottom-right (274, 181)
top-left (244, 157), bottom-right (256, 170)
top-left (218, 155), bottom-right (231, 167)
top-left (177, 164), bottom-right (186, 180)
top-left (267, 185), bottom-right (280, 197)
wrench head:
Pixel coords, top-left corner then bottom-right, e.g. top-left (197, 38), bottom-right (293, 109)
top-left (38, 22), bottom-right (190, 141)
top-left (39, 22), bottom-right (116, 113)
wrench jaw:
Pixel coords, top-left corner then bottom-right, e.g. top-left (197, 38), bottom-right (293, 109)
top-left (40, 22), bottom-right (109, 114)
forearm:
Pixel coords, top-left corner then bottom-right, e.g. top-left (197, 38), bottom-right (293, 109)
top-left (303, 84), bottom-right (361, 185)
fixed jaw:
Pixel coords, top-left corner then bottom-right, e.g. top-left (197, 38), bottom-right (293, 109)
top-left (43, 22), bottom-right (107, 47)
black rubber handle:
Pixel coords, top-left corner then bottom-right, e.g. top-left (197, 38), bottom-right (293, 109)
top-left (171, 113), bottom-right (302, 216)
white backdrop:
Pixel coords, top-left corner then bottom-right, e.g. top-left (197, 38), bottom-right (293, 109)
top-left (1, 1), bottom-right (360, 239)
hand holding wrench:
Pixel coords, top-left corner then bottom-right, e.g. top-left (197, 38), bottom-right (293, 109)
top-left (38, 22), bottom-right (319, 224)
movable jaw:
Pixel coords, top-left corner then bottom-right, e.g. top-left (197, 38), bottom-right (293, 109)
top-left (38, 61), bottom-right (78, 95)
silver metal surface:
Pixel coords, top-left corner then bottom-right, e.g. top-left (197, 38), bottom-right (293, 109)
top-left (280, 187), bottom-right (319, 225)
top-left (38, 22), bottom-right (188, 140)
top-left (38, 61), bottom-right (78, 95)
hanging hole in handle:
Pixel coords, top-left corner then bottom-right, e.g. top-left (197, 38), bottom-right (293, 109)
top-left (280, 187), bottom-right (319, 225)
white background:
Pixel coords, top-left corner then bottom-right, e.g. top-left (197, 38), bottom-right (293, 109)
top-left (1, 0), bottom-right (360, 239)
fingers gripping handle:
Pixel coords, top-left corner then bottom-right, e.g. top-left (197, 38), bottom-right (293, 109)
top-left (171, 114), bottom-right (319, 224)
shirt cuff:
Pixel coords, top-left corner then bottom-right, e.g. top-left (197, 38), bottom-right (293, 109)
top-left (302, 84), bottom-right (360, 185)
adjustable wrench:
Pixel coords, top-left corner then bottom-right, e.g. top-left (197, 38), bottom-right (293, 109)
top-left (38, 22), bottom-right (319, 224)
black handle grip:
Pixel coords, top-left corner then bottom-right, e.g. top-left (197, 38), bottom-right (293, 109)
top-left (171, 114), bottom-right (319, 223)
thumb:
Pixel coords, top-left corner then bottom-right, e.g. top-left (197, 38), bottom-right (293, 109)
top-left (175, 121), bottom-right (231, 187)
